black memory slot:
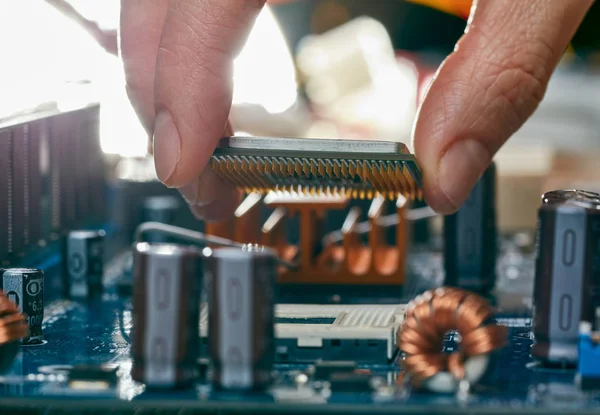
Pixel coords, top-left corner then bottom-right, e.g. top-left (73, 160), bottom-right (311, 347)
top-left (48, 113), bottom-right (63, 234)
top-left (86, 106), bottom-right (104, 221)
top-left (12, 123), bottom-right (30, 255)
top-left (74, 108), bottom-right (89, 224)
top-left (0, 128), bottom-right (11, 264)
top-left (37, 117), bottom-right (52, 244)
top-left (28, 120), bottom-right (43, 247)
top-left (56, 112), bottom-right (77, 232)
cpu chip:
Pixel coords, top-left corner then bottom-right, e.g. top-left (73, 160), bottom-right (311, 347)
top-left (210, 137), bottom-right (422, 200)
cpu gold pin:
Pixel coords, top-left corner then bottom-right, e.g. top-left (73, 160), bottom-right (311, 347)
top-left (210, 137), bottom-right (422, 200)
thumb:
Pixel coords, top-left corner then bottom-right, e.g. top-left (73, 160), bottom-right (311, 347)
top-left (153, 0), bottom-right (266, 189)
top-left (413, 0), bottom-right (592, 214)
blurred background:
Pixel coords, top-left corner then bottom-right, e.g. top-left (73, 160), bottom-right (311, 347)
top-left (1, 0), bottom-right (600, 232)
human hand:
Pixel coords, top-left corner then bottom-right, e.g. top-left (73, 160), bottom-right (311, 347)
top-left (413, 0), bottom-right (593, 213)
top-left (45, 0), bottom-right (118, 55)
top-left (120, 0), bottom-right (270, 222)
top-left (119, 0), bottom-right (592, 221)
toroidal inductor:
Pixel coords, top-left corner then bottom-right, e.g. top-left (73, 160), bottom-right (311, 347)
top-left (397, 287), bottom-right (507, 393)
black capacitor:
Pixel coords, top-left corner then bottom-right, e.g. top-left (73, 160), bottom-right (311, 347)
top-left (131, 243), bottom-right (202, 388)
top-left (206, 245), bottom-right (276, 390)
top-left (443, 162), bottom-right (497, 292)
top-left (532, 189), bottom-right (600, 364)
top-left (410, 199), bottom-right (431, 245)
top-left (65, 230), bottom-right (105, 298)
top-left (0, 268), bottom-right (44, 344)
top-left (142, 196), bottom-right (181, 224)
top-left (141, 196), bottom-right (182, 243)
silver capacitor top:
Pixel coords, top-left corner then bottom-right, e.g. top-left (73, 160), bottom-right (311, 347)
top-left (540, 189), bottom-right (600, 209)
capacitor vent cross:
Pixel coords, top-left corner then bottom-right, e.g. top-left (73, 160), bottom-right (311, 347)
top-left (210, 137), bottom-right (423, 201)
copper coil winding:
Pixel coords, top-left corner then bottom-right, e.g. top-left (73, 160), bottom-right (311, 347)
top-left (0, 291), bottom-right (29, 345)
top-left (397, 287), bottom-right (507, 386)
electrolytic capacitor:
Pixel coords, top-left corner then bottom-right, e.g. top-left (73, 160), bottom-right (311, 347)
top-left (0, 268), bottom-right (44, 344)
top-left (131, 243), bottom-right (203, 388)
top-left (443, 162), bottom-right (497, 293)
top-left (206, 245), bottom-right (277, 391)
top-left (142, 196), bottom-right (181, 224)
top-left (141, 196), bottom-right (182, 243)
top-left (532, 189), bottom-right (600, 364)
top-left (65, 230), bottom-right (105, 298)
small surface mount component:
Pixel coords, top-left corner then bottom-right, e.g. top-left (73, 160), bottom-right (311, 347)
top-left (578, 321), bottom-right (600, 389)
top-left (328, 372), bottom-right (374, 393)
top-left (313, 361), bottom-right (357, 380)
top-left (210, 137), bottom-right (422, 200)
top-left (68, 364), bottom-right (119, 390)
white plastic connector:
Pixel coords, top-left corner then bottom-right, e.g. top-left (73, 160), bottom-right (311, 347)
top-left (579, 321), bottom-right (593, 335)
top-left (422, 354), bottom-right (491, 394)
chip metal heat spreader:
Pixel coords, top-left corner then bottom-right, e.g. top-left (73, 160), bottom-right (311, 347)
top-left (210, 137), bottom-right (422, 200)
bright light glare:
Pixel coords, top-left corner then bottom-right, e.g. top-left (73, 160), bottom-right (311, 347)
top-left (0, 3), bottom-right (296, 157)
top-left (232, 7), bottom-right (298, 114)
top-left (297, 17), bottom-right (418, 144)
top-left (0, 1), bottom-right (102, 118)
top-left (0, 1), bottom-right (148, 157)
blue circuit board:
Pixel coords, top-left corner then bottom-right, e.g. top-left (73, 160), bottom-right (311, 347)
top-left (0, 241), bottom-right (598, 414)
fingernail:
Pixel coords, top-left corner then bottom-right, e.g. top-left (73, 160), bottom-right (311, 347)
top-left (438, 139), bottom-right (490, 209)
top-left (179, 169), bottom-right (228, 207)
top-left (153, 111), bottom-right (181, 185)
top-left (189, 188), bottom-right (241, 222)
top-left (179, 178), bottom-right (199, 205)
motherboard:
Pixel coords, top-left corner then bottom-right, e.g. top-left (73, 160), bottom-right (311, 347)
top-left (0, 104), bottom-right (599, 415)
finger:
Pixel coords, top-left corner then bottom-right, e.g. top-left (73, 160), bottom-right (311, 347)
top-left (413, 0), bottom-right (593, 214)
top-left (177, 121), bottom-right (237, 218)
top-left (46, 0), bottom-right (119, 55)
top-left (153, 0), bottom-right (266, 191)
top-left (189, 186), bottom-right (242, 223)
top-left (119, 0), bottom-right (170, 133)
top-left (188, 110), bottom-right (237, 220)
